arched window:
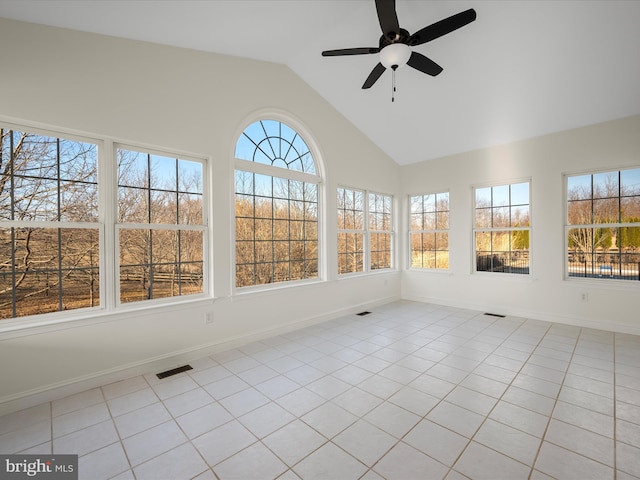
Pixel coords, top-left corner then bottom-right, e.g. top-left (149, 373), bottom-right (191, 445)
top-left (234, 119), bottom-right (322, 288)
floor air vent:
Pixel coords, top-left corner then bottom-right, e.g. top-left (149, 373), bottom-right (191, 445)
top-left (484, 312), bottom-right (506, 318)
top-left (156, 364), bottom-right (193, 379)
top-left (357, 311), bottom-right (372, 316)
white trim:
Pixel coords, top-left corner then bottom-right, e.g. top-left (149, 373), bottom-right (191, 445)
top-left (234, 158), bottom-right (320, 184)
top-left (0, 220), bottom-right (100, 229)
top-left (101, 139), bottom-right (116, 312)
top-left (116, 223), bottom-right (206, 232)
top-left (0, 118), bottom-right (103, 148)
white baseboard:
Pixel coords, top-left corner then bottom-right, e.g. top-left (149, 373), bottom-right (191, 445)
top-left (402, 293), bottom-right (640, 336)
top-left (0, 295), bottom-right (399, 417)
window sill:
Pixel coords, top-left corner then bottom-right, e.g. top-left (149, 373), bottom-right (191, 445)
top-left (232, 278), bottom-right (325, 299)
top-left (0, 295), bottom-right (214, 339)
top-left (406, 268), bottom-right (452, 275)
top-left (337, 269), bottom-right (398, 280)
top-left (472, 271), bottom-right (535, 282)
top-left (564, 276), bottom-right (640, 291)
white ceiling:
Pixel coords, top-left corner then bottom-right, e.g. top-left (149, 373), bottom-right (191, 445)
top-left (1, 0), bottom-right (640, 165)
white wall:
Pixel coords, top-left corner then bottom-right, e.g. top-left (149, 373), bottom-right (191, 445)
top-left (0, 19), bottom-right (400, 415)
top-left (400, 114), bottom-right (640, 335)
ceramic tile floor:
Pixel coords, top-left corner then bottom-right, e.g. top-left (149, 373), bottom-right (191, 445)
top-left (2, 300), bottom-right (640, 480)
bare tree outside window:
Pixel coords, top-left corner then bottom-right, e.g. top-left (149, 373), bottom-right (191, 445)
top-left (234, 120), bottom-right (320, 288)
top-left (337, 187), bottom-right (394, 275)
top-left (410, 192), bottom-right (449, 269)
top-left (0, 128), bottom-right (99, 319)
top-left (337, 187), bottom-right (365, 274)
top-left (117, 148), bottom-right (205, 303)
top-left (369, 192), bottom-right (393, 270)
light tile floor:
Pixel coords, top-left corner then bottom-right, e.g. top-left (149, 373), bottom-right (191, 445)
top-left (2, 301), bottom-right (640, 480)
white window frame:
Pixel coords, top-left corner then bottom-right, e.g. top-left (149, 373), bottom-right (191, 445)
top-left (337, 186), bottom-right (366, 275)
top-left (472, 179), bottom-right (531, 276)
top-left (408, 191), bottom-right (450, 270)
top-left (115, 143), bottom-right (209, 307)
top-left (0, 122), bottom-right (104, 322)
top-left (564, 166), bottom-right (640, 284)
top-left (0, 119), bottom-right (212, 330)
top-left (337, 186), bottom-right (395, 276)
top-left (233, 116), bottom-right (324, 292)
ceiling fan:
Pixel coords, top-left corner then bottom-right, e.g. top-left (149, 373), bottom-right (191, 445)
top-left (322, 0), bottom-right (476, 91)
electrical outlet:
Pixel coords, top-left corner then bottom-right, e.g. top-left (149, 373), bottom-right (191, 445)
top-left (580, 292), bottom-right (589, 302)
top-left (205, 312), bottom-right (214, 324)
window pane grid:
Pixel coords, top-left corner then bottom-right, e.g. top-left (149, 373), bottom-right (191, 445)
top-left (337, 187), bottom-right (366, 274)
top-left (370, 232), bottom-right (392, 270)
top-left (338, 188), bottom-right (394, 274)
top-left (0, 226), bottom-right (101, 319)
top-left (1, 127), bottom-right (100, 319)
top-left (235, 122), bottom-right (320, 288)
top-left (368, 193), bottom-right (393, 271)
top-left (338, 232), bottom-right (364, 274)
top-left (118, 227), bottom-right (204, 303)
top-left (117, 147), bottom-right (205, 302)
top-left (410, 192), bottom-right (449, 269)
top-left (474, 182), bottom-right (530, 275)
top-left (567, 168), bottom-right (640, 281)
top-left (235, 120), bottom-right (316, 174)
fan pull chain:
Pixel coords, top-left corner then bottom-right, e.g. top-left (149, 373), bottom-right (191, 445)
top-left (391, 64), bottom-right (398, 102)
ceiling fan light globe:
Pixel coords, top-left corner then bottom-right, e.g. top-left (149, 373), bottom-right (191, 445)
top-left (379, 43), bottom-right (411, 69)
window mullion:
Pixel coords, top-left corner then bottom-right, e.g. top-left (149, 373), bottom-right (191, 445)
top-left (364, 194), bottom-right (370, 272)
top-left (100, 139), bottom-right (115, 311)
top-left (175, 159), bottom-right (180, 296)
top-left (9, 131), bottom-right (17, 317)
top-left (56, 138), bottom-right (63, 310)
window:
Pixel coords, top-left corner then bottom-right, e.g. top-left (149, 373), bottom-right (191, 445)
top-left (0, 127), bottom-right (99, 319)
top-left (369, 192), bottom-right (393, 270)
top-left (566, 168), bottom-right (640, 281)
top-left (474, 181), bottom-right (530, 274)
top-left (234, 119), bottom-right (320, 288)
top-left (117, 147), bottom-right (206, 303)
top-left (337, 188), bottom-right (364, 274)
top-left (0, 123), bottom-right (210, 323)
top-left (337, 187), bottom-right (394, 275)
top-left (410, 192), bottom-right (449, 269)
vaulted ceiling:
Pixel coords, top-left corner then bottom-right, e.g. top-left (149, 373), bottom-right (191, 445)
top-left (1, 0), bottom-right (639, 165)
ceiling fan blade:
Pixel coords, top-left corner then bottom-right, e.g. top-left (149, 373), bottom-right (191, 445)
top-left (407, 51), bottom-right (443, 76)
top-left (375, 0), bottom-right (400, 37)
top-left (362, 63), bottom-right (386, 89)
top-left (409, 8), bottom-right (477, 46)
top-left (322, 47), bottom-right (379, 57)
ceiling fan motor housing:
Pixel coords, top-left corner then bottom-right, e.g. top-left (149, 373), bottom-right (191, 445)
top-left (380, 28), bottom-right (410, 48)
